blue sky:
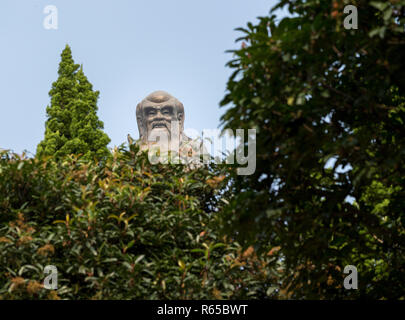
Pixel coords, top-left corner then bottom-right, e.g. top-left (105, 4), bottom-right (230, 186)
top-left (0, 0), bottom-right (285, 154)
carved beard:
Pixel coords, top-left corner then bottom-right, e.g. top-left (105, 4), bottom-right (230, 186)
top-left (146, 119), bottom-right (171, 146)
top-left (146, 120), bottom-right (182, 153)
top-left (149, 127), bottom-right (170, 144)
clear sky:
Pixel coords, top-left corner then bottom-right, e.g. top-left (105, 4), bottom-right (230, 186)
top-left (0, 0), bottom-right (285, 154)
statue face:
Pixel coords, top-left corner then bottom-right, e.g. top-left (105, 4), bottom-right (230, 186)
top-left (143, 103), bottom-right (176, 137)
top-left (137, 91), bottom-right (184, 142)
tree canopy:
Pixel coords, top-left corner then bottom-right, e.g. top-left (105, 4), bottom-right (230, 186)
top-left (36, 45), bottom-right (111, 161)
top-left (219, 0), bottom-right (405, 298)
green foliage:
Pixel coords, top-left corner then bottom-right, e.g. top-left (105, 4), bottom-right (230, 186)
top-left (0, 147), bottom-right (278, 299)
top-left (219, 0), bottom-right (405, 298)
top-left (36, 45), bottom-right (111, 161)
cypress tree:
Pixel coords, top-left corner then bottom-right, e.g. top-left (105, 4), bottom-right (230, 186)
top-left (37, 45), bottom-right (111, 160)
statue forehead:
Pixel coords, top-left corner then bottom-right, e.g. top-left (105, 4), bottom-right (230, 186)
top-left (141, 91), bottom-right (177, 106)
top-left (137, 91), bottom-right (184, 118)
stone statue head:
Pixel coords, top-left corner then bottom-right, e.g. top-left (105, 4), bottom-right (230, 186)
top-left (136, 91), bottom-right (185, 142)
top-left (135, 90), bottom-right (208, 166)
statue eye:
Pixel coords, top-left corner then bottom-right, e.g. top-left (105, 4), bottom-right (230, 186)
top-left (162, 107), bottom-right (173, 115)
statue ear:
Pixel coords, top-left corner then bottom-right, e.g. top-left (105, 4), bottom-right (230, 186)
top-left (136, 103), bottom-right (145, 140)
top-left (177, 103), bottom-right (185, 130)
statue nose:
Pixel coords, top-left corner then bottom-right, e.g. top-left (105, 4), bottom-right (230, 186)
top-left (154, 113), bottom-right (165, 119)
top-left (155, 110), bottom-right (169, 118)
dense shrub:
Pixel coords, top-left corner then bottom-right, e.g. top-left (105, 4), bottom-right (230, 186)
top-left (0, 146), bottom-right (279, 299)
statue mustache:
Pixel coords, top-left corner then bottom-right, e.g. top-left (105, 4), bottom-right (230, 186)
top-left (151, 121), bottom-right (169, 129)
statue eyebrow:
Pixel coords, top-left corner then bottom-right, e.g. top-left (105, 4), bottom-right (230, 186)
top-left (161, 105), bottom-right (174, 110)
top-left (143, 105), bottom-right (173, 114)
top-left (144, 106), bottom-right (157, 111)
